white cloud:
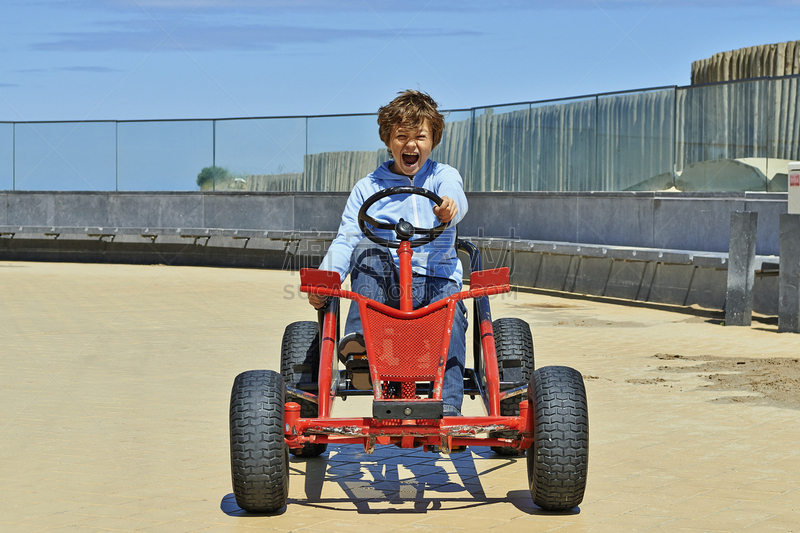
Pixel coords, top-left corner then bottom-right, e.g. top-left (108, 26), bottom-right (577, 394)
top-left (32, 21), bottom-right (479, 52)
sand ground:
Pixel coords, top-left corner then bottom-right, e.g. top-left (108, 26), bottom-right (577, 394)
top-left (1, 261), bottom-right (798, 532)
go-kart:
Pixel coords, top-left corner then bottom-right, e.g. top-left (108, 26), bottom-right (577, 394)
top-left (229, 186), bottom-right (589, 513)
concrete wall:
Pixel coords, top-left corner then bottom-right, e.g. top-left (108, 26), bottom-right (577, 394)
top-left (1, 190), bottom-right (789, 315)
top-left (0, 191), bottom-right (787, 254)
top-left (459, 191), bottom-right (786, 256)
top-left (0, 191), bottom-right (349, 232)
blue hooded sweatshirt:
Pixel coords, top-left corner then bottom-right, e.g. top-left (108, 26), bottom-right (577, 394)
top-left (319, 158), bottom-right (468, 286)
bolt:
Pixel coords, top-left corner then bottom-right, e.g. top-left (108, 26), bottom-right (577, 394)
top-left (404, 408), bottom-right (412, 416)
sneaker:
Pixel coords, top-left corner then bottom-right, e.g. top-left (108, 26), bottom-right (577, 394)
top-left (338, 332), bottom-right (366, 362)
top-left (348, 358), bottom-right (372, 390)
top-left (339, 332), bottom-right (371, 390)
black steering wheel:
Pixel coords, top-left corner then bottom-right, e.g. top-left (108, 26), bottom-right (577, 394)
top-left (357, 186), bottom-right (448, 249)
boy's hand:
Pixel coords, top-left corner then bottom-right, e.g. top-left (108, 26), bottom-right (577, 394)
top-left (433, 195), bottom-right (458, 223)
top-left (308, 293), bottom-right (328, 309)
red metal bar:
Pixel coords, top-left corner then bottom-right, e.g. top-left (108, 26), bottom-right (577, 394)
top-left (397, 241), bottom-right (413, 312)
top-left (479, 318), bottom-right (502, 416)
top-left (301, 282), bottom-right (510, 310)
top-left (285, 402), bottom-right (301, 435)
top-left (300, 285), bottom-right (511, 306)
top-left (431, 302), bottom-right (457, 400)
top-left (518, 399), bottom-right (532, 435)
top-left (359, 299), bottom-right (384, 400)
top-left (290, 415), bottom-right (523, 434)
top-left (283, 413), bottom-right (531, 451)
top-left (285, 434), bottom-right (527, 450)
top-left (316, 305), bottom-right (338, 418)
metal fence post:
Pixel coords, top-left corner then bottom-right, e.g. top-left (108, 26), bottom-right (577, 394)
top-left (12, 122), bottom-right (15, 191)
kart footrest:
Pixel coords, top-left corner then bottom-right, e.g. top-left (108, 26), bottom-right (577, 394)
top-left (373, 400), bottom-right (443, 420)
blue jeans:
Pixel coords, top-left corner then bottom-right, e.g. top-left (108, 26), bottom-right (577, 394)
top-left (343, 240), bottom-right (468, 414)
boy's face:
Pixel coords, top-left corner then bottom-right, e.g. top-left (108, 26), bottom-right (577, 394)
top-left (386, 120), bottom-right (433, 177)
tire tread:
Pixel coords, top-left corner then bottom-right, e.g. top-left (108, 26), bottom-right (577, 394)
top-left (527, 365), bottom-right (588, 511)
top-left (229, 370), bottom-right (289, 513)
top-left (491, 318), bottom-right (534, 456)
top-left (280, 321), bottom-right (327, 457)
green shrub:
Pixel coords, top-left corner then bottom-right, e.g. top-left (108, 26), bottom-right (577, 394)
top-left (197, 166), bottom-right (230, 190)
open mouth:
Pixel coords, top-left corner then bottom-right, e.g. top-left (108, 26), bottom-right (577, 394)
top-left (402, 153), bottom-right (419, 167)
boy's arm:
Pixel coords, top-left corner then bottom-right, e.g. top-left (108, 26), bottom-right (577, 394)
top-left (309, 187), bottom-right (365, 308)
top-left (318, 186), bottom-right (365, 281)
top-left (433, 165), bottom-right (468, 226)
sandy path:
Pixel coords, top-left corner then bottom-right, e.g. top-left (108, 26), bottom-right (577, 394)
top-left (1, 261), bottom-right (798, 532)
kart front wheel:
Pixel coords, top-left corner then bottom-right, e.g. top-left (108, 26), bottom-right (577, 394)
top-left (229, 370), bottom-right (289, 513)
top-left (527, 365), bottom-right (588, 512)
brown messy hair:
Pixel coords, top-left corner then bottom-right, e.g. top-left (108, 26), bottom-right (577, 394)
top-left (377, 90), bottom-right (445, 148)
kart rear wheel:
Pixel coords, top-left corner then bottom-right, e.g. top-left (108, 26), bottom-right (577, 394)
top-left (280, 321), bottom-right (328, 457)
top-left (527, 365), bottom-right (588, 512)
top-left (229, 370), bottom-right (289, 513)
top-left (491, 318), bottom-right (534, 455)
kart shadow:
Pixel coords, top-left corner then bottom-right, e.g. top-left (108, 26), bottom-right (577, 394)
top-left (221, 444), bottom-right (578, 516)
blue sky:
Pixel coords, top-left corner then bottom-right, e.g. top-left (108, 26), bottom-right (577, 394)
top-left (1, 0), bottom-right (799, 122)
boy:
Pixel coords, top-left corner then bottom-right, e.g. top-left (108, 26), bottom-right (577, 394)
top-left (309, 90), bottom-right (468, 416)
